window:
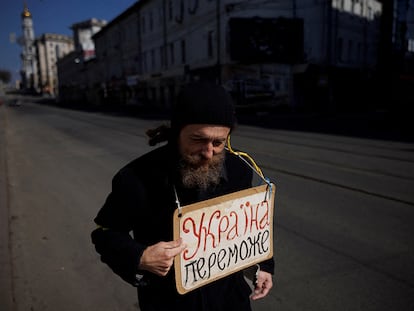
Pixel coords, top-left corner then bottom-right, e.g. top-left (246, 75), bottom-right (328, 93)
top-left (188, 0), bottom-right (199, 14)
top-left (168, 0), bottom-right (173, 21)
top-left (55, 45), bottom-right (61, 59)
top-left (169, 42), bottom-right (175, 65)
top-left (207, 30), bottom-right (214, 58)
top-left (348, 40), bottom-right (353, 63)
top-left (181, 39), bottom-right (186, 64)
top-left (142, 15), bottom-right (146, 33)
top-left (150, 11), bottom-right (154, 31)
top-left (160, 46), bottom-right (166, 69)
top-left (409, 39), bottom-right (414, 53)
top-left (337, 37), bottom-right (343, 62)
top-left (159, 6), bottom-right (163, 25)
top-left (357, 42), bottom-right (362, 63)
top-left (367, 7), bottom-right (373, 20)
top-left (151, 49), bottom-right (155, 70)
top-left (176, 0), bottom-right (184, 23)
top-left (142, 51), bottom-right (147, 73)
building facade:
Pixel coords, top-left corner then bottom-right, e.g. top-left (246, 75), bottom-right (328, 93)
top-left (35, 33), bottom-right (74, 95)
top-left (93, 7), bottom-right (140, 106)
top-left (57, 19), bottom-right (107, 104)
top-left (71, 18), bottom-right (107, 61)
top-left (58, 0), bottom-right (385, 111)
top-left (392, 0), bottom-right (414, 106)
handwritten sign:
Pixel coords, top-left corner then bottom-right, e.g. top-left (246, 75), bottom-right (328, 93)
top-left (173, 183), bottom-right (275, 294)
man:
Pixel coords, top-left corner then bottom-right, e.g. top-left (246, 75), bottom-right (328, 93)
top-left (91, 81), bottom-right (274, 310)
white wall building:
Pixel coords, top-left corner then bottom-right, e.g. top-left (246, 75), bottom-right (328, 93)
top-left (71, 18), bottom-right (107, 61)
top-left (58, 0), bottom-right (384, 110)
top-left (36, 33), bottom-right (74, 95)
top-left (134, 0), bottom-right (383, 109)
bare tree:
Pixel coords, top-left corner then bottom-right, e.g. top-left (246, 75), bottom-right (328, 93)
top-left (0, 69), bottom-right (12, 84)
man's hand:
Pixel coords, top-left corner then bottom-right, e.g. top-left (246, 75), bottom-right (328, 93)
top-left (250, 270), bottom-right (273, 300)
top-left (139, 238), bottom-right (186, 276)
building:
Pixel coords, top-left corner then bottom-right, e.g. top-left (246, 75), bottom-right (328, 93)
top-left (84, 0), bottom-right (305, 108)
top-left (294, 0), bottom-right (383, 110)
top-left (93, 5), bottom-right (140, 106)
top-left (392, 0), bottom-right (414, 106)
top-left (18, 3), bottom-right (75, 95)
top-left (20, 3), bottom-right (38, 92)
top-left (35, 33), bottom-right (74, 95)
top-left (58, 0), bottom-right (385, 111)
top-left (71, 18), bottom-right (107, 61)
top-left (57, 19), bottom-right (107, 104)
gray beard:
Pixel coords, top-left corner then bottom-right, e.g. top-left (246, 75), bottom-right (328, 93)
top-left (179, 152), bottom-right (225, 191)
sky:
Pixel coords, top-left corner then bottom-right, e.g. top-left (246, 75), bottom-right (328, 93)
top-left (0, 0), bottom-right (138, 83)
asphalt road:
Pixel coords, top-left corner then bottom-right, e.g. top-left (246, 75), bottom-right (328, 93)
top-left (1, 96), bottom-right (414, 311)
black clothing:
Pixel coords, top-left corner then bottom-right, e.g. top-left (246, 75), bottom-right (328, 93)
top-left (91, 144), bottom-right (274, 311)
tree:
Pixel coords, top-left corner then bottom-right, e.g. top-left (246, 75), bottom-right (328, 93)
top-left (0, 69), bottom-right (12, 84)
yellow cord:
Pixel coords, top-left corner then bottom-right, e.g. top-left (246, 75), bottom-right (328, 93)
top-left (226, 135), bottom-right (265, 180)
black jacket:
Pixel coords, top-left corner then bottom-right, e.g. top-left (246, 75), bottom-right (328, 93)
top-left (91, 143), bottom-right (274, 311)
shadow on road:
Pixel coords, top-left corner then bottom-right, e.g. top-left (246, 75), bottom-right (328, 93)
top-left (4, 94), bottom-right (413, 143)
top-left (236, 110), bottom-right (414, 143)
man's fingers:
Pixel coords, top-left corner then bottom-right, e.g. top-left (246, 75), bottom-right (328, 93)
top-left (164, 238), bottom-right (187, 256)
top-left (166, 238), bottom-right (184, 248)
top-left (140, 239), bottom-right (187, 276)
top-left (250, 271), bottom-right (273, 300)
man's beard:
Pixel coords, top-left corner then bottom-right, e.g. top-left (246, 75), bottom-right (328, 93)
top-left (179, 152), bottom-right (225, 191)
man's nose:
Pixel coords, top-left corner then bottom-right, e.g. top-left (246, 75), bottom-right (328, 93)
top-left (201, 143), bottom-right (214, 160)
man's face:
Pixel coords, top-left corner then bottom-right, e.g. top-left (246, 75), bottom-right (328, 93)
top-left (178, 124), bottom-right (231, 189)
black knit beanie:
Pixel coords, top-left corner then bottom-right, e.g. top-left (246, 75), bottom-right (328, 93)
top-left (171, 81), bottom-right (236, 131)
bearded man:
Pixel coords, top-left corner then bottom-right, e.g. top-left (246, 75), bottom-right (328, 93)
top-left (91, 81), bottom-right (274, 311)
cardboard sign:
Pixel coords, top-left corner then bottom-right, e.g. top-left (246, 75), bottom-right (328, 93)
top-left (173, 183), bottom-right (275, 294)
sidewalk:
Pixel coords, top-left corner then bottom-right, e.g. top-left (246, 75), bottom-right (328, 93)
top-left (0, 103), bottom-right (13, 310)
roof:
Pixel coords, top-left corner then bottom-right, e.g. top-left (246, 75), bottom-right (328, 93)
top-left (92, 0), bottom-right (149, 39)
top-left (71, 18), bottom-right (107, 30)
